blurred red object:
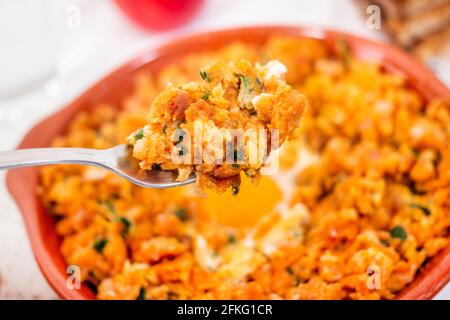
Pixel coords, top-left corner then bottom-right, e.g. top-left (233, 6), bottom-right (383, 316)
top-left (115, 0), bottom-right (204, 31)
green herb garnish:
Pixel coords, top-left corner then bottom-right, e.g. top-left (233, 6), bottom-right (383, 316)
top-left (389, 225), bottom-right (407, 241)
top-left (410, 203), bottom-right (431, 216)
top-left (118, 216), bottom-right (131, 235)
top-left (174, 208), bottom-right (188, 222)
top-left (228, 234), bottom-right (237, 244)
top-left (433, 152), bottom-right (442, 167)
top-left (255, 77), bottom-right (264, 90)
top-left (136, 287), bottom-right (146, 300)
top-left (152, 163), bottom-right (162, 170)
top-left (200, 70), bottom-right (211, 82)
top-left (202, 91), bottom-right (210, 101)
top-left (338, 38), bottom-right (350, 67)
top-left (134, 128), bottom-right (144, 140)
top-left (93, 238), bottom-right (108, 253)
top-left (238, 74), bottom-right (249, 87)
top-left (286, 266), bottom-right (294, 275)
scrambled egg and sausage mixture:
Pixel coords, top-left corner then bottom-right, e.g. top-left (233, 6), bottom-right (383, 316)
top-left (127, 59), bottom-right (305, 193)
top-left (39, 36), bottom-right (450, 300)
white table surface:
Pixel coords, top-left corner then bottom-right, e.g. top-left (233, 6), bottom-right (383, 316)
top-left (0, 0), bottom-right (448, 299)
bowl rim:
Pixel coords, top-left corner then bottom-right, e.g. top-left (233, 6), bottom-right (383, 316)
top-left (6, 25), bottom-right (450, 300)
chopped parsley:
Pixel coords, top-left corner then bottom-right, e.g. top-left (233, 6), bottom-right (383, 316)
top-left (167, 291), bottom-right (179, 300)
top-left (202, 91), bottom-right (210, 101)
top-left (174, 208), bottom-right (188, 222)
top-left (134, 128), bottom-right (144, 140)
top-left (228, 234), bottom-right (237, 244)
top-left (93, 238), bottom-right (108, 253)
top-left (178, 145), bottom-right (188, 156)
top-left (338, 38), bottom-right (350, 67)
top-left (118, 216), bottom-right (131, 235)
top-left (98, 199), bottom-right (117, 215)
top-left (199, 70), bottom-right (211, 82)
top-left (286, 266), bottom-right (294, 275)
top-left (136, 287), bottom-right (146, 300)
top-left (410, 203), bottom-right (431, 216)
top-left (235, 73), bottom-right (255, 110)
top-left (234, 149), bottom-right (244, 162)
top-left (389, 225), bottom-right (407, 241)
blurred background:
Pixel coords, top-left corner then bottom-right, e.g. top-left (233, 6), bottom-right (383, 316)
top-left (0, 0), bottom-right (448, 299)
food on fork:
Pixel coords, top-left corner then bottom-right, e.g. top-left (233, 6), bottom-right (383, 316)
top-left (127, 59), bottom-right (306, 194)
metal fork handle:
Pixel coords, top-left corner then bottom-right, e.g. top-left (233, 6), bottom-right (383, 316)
top-left (0, 148), bottom-right (109, 170)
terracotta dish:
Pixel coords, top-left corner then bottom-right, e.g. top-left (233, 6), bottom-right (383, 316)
top-left (6, 26), bottom-right (450, 300)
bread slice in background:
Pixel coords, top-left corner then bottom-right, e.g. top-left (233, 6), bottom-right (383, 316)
top-left (355, 0), bottom-right (450, 63)
top-left (400, 0), bottom-right (448, 19)
top-left (413, 27), bottom-right (450, 61)
top-left (390, 1), bottom-right (450, 47)
top-left (365, 0), bottom-right (449, 21)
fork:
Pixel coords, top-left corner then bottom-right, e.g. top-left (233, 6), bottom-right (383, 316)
top-left (0, 144), bottom-right (195, 188)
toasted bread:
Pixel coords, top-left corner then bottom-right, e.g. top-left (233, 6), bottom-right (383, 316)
top-left (390, 1), bottom-right (450, 47)
top-left (355, 0), bottom-right (450, 54)
top-left (413, 27), bottom-right (450, 60)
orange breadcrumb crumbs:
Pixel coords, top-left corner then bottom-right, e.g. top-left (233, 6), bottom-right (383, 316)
top-left (127, 59), bottom-right (306, 194)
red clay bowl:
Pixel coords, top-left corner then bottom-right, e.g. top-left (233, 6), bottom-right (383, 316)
top-left (6, 26), bottom-right (450, 300)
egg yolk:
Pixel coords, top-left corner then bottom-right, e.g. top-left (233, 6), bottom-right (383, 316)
top-left (202, 176), bottom-right (282, 229)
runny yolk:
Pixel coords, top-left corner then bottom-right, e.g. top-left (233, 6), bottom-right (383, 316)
top-left (202, 176), bottom-right (282, 229)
